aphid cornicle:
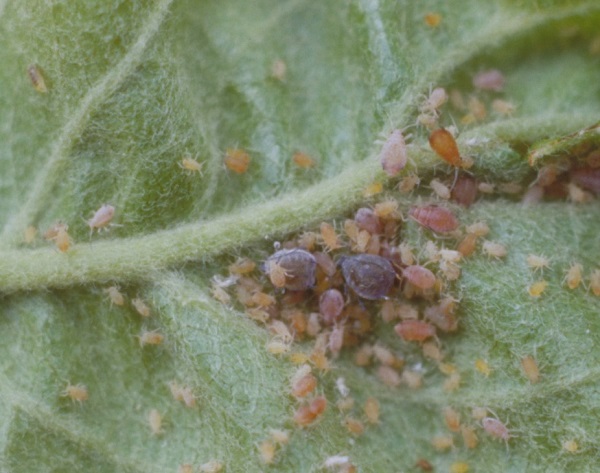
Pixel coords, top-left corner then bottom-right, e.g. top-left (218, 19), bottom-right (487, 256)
top-left (409, 205), bottom-right (459, 233)
top-left (265, 249), bottom-right (316, 291)
top-left (339, 254), bottom-right (396, 300)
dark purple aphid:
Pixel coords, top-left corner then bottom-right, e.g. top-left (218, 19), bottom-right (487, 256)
top-left (339, 254), bottom-right (395, 300)
top-left (319, 289), bottom-right (345, 325)
top-left (265, 249), bottom-right (316, 291)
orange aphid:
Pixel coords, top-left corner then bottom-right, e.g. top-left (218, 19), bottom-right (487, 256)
top-left (457, 233), bottom-right (478, 257)
top-left (395, 320), bottom-right (436, 342)
top-left (62, 383), bottom-right (88, 403)
top-left (54, 225), bottom-right (72, 252)
top-left (443, 406), bottom-right (461, 432)
top-left (344, 417), bottom-right (365, 436)
top-left (363, 181), bottom-right (383, 197)
top-left (429, 128), bottom-right (462, 167)
top-left (293, 396), bottom-right (327, 427)
top-left (224, 148), bottom-right (251, 174)
top-left (291, 372), bottom-right (317, 398)
top-left (319, 222), bottom-right (342, 250)
top-left (424, 12), bottom-right (442, 27)
top-left (292, 152), bottom-right (316, 169)
top-left (251, 291), bottom-right (276, 307)
top-left (590, 269), bottom-right (600, 296)
top-left (521, 355), bottom-right (540, 383)
top-left (461, 425), bottom-right (479, 449)
top-left (364, 397), bottom-right (380, 424)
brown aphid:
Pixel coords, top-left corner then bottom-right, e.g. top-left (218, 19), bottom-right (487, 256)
top-left (364, 397), bottom-right (380, 425)
top-left (590, 270), bottom-right (600, 296)
top-left (228, 257), bottom-right (256, 275)
top-left (482, 241), bottom-right (507, 259)
top-left (443, 406), bottom-right (461, 432)
top-left (450, 462), bottom-right (470, 473)
top-left (265, 249), bottom-right (316, 291)
top-left (457, 233), bottom-right (478, 257)
top-left (340, 254), bottom-right (396, 300)
top-left (403, 265), bottom-right (436, 290)
top-left (259, 440), bottom-right (276, 464)
top-left (148, 409), bottom-right (164, 435)
top-left (291, 373), bottom-right (317, 399)
top-left (398, 174), bottom-right (420, 193)
top-left (475, 359), bottom-right (492, 377)
top-left (104, 286), bottom-right (125, 306)
top-left (452, 174), bottom-right (478, 207)
top-left (379, 129), bottom-right (408, 177)
top-left (461, 425), bottom-right (479, 449)
top-left (138, 329), bottom-right (164, 347)
top-left (292, 151), bottom-right (316, 169)
top-left (61, 383), bottom-right (89, 403)
top-left (521, 355), bottom-right (540, 383)
top-left (320, 222), bottom-right (342, 251)
top-left (27, 64), bottom-right (48, 93)
top-left (431, 435), bottom-right (454, 451)
top-left (293, 396), bottom-right (327, 427)
top-left (527, 254), bottom-right (551, 272)
top-left (528, 280), bottom-right (548, 297)
top-left (224, 148), bottom-right (251, 174)
top-left (24, 225), bottom-right (37, 243)
top-left (363, 181), bottom-right (383, 197)
top-left (415, 458), bottom-right (434, 471)
top-left (318, 289), bottom-right (345, 325)
top-left (429, 128), bottom-right (463, 167)
top-left (482, 417), bottom-right (511, 442)
top-left (88, 204), bottom-right (115, 234)
top-left (54, 225), bottom-right (72, 252)
top-left (492, 99), bottom-right (516, 115)
top-left (395, 320), bottom-right (436, 342)
top-left (473, 69), bottom-right (505, 91)
top-left (564, 263), bottom-right (583, 289)
top-left (179, 156), bottom-right (204, 175)
top-left (132, 298), bottom-right (151, 317)
top-left (443, 372), bottom-right (461, 392)
top-left (377, 365), bottom-right (401, 387)
top-left (354, 207), bottom-right (383, 235)
top-left (409, 205), bottom-right (459, 233)
top-left (424, 12), bottom-right (442, 27)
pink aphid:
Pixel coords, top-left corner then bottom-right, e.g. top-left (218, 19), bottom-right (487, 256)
top-left (473, 69), bottom-right (505, 92)
top-left (88, 204), bottom-right (115, 234)
top-left (409, 205), bottom-right (459, 233)
top-left (380, 129), bottom-right (407, 177)
top-left (403, 265), bottom-right (436, 290)
top-left (395, 320), bottom-right (436, 342)
top-left (482, 417), bottom-right (511, 442)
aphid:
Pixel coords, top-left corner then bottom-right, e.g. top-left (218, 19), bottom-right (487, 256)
top-left (424, 299), bottom-right (458, 332)
top-left (61, 383), bottom-right (89, 403)
top-left (567, 182), bottom-right (592, 203)
top-left (482, 241), bottom-right (507, 259)
top-left (259, 440), bottom-right (276, 464)
top-left (211, 285), bottom-right (231, 305)
top-left (527, 254), bottom-right (551, 272)
top-left (467, 96), bottom-right (487, 121)
top-left (522, 185), bottom-right (544, 206)
top-left (409, 205), bottom-right (459, 233)
top-left (395, 320), bottom-right (436, 342)
top-left (492, 99), bottom-right (516, 115)
top-left (528, 280), bottom-right (548, 297)
top-left (310, 346), bottom-right (330, 371)
top-left (354, 344), bottom-right (373, 367)
top-left (450, 461), bottom-right (470, 473)
top-left (424, 240), bottom-right (441, 262)
top-left (420, 87), bottom-right (448, 115)
top-left (270, 320), bottom-right (293, 344)
top-left (415, 459), bottom-right (434, 471)
top-left (224, 148), bottom-right (251, 174)
top-left (292, 151), bottom-right (316, 169)
top-left (402, 369), bottom-right (423, 389)
top-left (398, 243), bottom-right (415, 265)
top-left (199, 460), bottom-right (223, 473)
top-left (319, 289), bottom-right (345, 325)
top-left (323, 455), bottom-right (352, 469)
top-left (293, 396), bottom-right (327, 427)
top-left (377, 365), bottom-right (401, 387)
top-left (373, 344), bottom-right (396, 366)
top-left (169, 382), bottom-right (196, 408)
top-left (228, 257), bottom-right (256, 275)
top-left (24, 225), bottom-right (37, 243)
top-left (461, 425), bottom-right (479, 449)
top-left (53, 224), bottom-right (72, 252)
top-left (440, 259), bottom-right (460, 280)
top-left (148, 409), bottom-right (164, 435)
top-left (179, 464), bottom-right (194, 473)
top-left (87, 204), bottom-right (115, 235)
top-left (473, 69), bottom-right (505, 91)
top-left (442, 406), bottom-right (461, 432)
top-left (132, 298), bottom-right (151, 317)
top-left (477, 182), bottom-right (495, 194)
top-left (590, 269), bottom-right (600, 296)
top-left (104, 286), bottom-right (125, 306)
top-left (339, 254), bottom-right (396, 300)
top-left (439, 362), bottom-right (457, 375)
top-left (374, 200), bottom-right (400, 219)
top-left (521, 355), bottom-right (540, 383)
top-left (270, 58), bottom-right (287, 81)
top-left (379, 129), bottom-right (407, 177)
top-left (291, 370), bottom-right (317, 398)
top-left (429, 178), bottom-right (451, 199)
top-left (431, 435), bottom-right (454, 451)
top-left (265, 249), bottom-right (316, 290)
top-left (498, 182), bottom-right (523, 195)
top-left (471, 407), bottom-right (488, 421)
top-left (564, 263), bottom-right (583, 289)
top-left (466, 221), bottom-right (489, 237)
top-left (451, 174), bottom-right (478, 207)
top-left (27, 64), bottom-right (48, 93)
top-left (251, 291), bottom-right (276, 307)
top-left (354, 207), bottom-right (383, 235)
top-left (570, 167), bottom-right (600, 194)
top-left (138, 329), bottom-right (164, 347)
top-left (270, 429), bottom-right (290, 445)
top-left (267, 339), bottom-right (291, 355)
top-left (429, 128), bottom-right (463, 167)
top-left (443, 372), bottom-right (461, 392)
top-left (364, 397), bottom-right (380, 425)
top-left (319, 222), bottom-right (343, 251)
top-left (344, 416), bottom-right (365, 436)
top-left (482, 416), bottom-right (511, 442)
top-left (398, 174), bottom-right (420, 193)
top-left (474, 359), bottom-right (492, 377)
top-left (403, 265), bottom-right (437, 290)
top-left (562, 439), bottom-right (579, 453)
top-left (328, 325), bottom-right (345, 356)
top-left (179, 156), bottom-right (204, 175)
top-left (422, 341), bottom-right (443, 361)
top-left (424, 12), bottom-right (442, 27)
top-left (363, 181), bottom-right (383, 197)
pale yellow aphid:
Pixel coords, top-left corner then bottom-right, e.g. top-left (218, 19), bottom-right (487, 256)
top-left (251, 291), bottom-right (276, 308)
top-left (563, 263), bottom-right (583, 290)
top-left (420, 87), bottom-right (448, 115)
top-left (440, 249), bottom-right (462, 263)
top-left (266, 339), bottom-right (291, 355)
top-left (450, 461), bottom-right (470, 473)
top-left (589, 269), bottom-right (600, 296)
top-left (364, 397), bottom-right (380, 425)
top-left (148, 408), bottom-right (164, 435)
top-left (562, 439), bottom-right (579, 453)
top-left (474, 359), bottom-right (492, 377)
top-left (344, 416), bottom-right (365, 436)
top-left (337, 396), bottom-right (355, 412)
top-left (169, 381), bottom-right (196, 408)
top-left (521, 355), bottom-right (540, 383)
top-left (87, 204), bottom-right (115, 234)
top-left (138, 329), bottom-right (164, 347)
top-left (288, 352), bottom-right (309, 364)
top-left (443, 406), bottom-right (461, 432)
top-left (431, 435), bottom-right (454, 451)
top-left (104, 286), bottom-right (125, 306)
top-left (258, 439), bottom-right (276, 464)
top-left (567, 182), bottom-right (592, 203)
top-left (528, 280), bottom-right (548, 297)
top-left (61, 383), bottom-right (89, 403)
top-left (132, 298), bottom-right (151, 317)
top-left (401, 369), bottom-right (423, 389)
top-left (398, 174), bottom-right (420, 193)
top-left (211, 285), bottom-right (231, 305)
top-left (461, 425), bottom-right (479, 449)
top-left (439, 362), bottom-right (457, 375)
top-left (424, 240), bottom-right (441, 263)
top-left (471, 407), bottom-right (488, 421)
top-left (178, 464), bottom-right (193, 473)
top-left (477, 182), bottom-right (495, 194)
top-left (430, 178), bottom-right (451, 199)
top-left (526, 254), bottom-right (551, 272)
top-left (398, 243), bottom-right (415, 265)
top-left (266, 259), bottom-right (289, 288)
top-left (377, 365), bottom-right (401, 387)
top-left (54, 225), bottom-right (72, 253)
top-left (482, 241), bottom-right (507, 259)
top-left (319, 221), bottom-right (342, 250)
top-left (271, 59), bottom-right (287, 81)
top-left (27, 64), bottom-right (48, 93)
top-left (270, 429), bottom-right (289, 445)
top-left (422, 341), bottom-right (443, 361)
top-left (374, 200), bottom-right (400, 219)
top-left (466, 221), bottom-right (490, 237)
top-left (179, 156), bottom-right (204, 175)
top-left (492, 99), bottom-right (516, 116)
top-left (24, 225), bottom-right (37, 243)
top-left (363, 181), bottom-right (383, 197)
top-left (199, 460), bottom-right (223, 473)
top-left (228, 257), bottom-right (256, 275)
top-left (443, 372), bottom-right (461, 392)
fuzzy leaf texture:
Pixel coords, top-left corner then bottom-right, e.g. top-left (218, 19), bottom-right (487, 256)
top-left (0, 0), bottom-right (599, 472)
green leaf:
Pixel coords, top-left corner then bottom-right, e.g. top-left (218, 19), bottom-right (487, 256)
top-left (1, 1), bottom-right (599, 472)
